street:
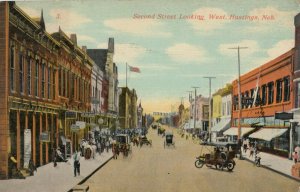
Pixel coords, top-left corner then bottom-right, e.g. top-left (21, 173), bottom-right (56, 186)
top-left (84, 127), bottom-right (300, 192)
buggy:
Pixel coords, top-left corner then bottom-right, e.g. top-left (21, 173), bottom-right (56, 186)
top-left (139, 135), bottom-right (152, 147)
top-left (115, 134), bottom-right (132, 157)
top-left (164, 132), bottom-right (175, 148)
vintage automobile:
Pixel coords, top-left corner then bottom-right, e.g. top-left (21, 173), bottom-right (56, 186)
top-left (115, 134), bottom-right (132, 157)
top-left (194, 142), bottom-right (238, 171)
top-left (139, 135), bottom-right (152, 147)
top-left (164, 132), bottom-right (175, 148)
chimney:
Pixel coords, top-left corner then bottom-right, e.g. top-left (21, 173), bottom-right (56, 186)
top-left (295, 13), bottom-right (300, 47)
top-left (82, 46), bottom-right (87, 53)
top-left (70, 34), bottom-right (77, 45)
top-left (108, 38), bottom-right (114, 54)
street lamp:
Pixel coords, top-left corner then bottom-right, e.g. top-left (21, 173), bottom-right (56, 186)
top-left (204, 76), bottom-right (216, 142)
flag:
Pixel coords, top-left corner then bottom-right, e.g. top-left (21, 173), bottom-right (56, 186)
top-left (252, 75), bottom-right (260, 107)
top-left (129, 65), bottom-right (141, 73)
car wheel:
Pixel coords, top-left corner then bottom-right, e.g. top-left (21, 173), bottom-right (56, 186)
top-left (227, 161), bottom-right (235, 171)
top-left (195, 159), bottom-right (204, 168)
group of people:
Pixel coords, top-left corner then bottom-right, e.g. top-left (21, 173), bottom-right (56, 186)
top-left (242, 138), bottom-right (259, 158)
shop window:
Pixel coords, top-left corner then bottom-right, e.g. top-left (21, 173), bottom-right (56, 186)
top-left (34, 60), bottom-right (39, 97)
top-left (283, 76), bottom-right (290, 102)
top-left (27, 57), bottom-right (31, 95)
top-left (10, 45), bottom-right (15, 92)
top-left (19, 53), bottom-right (24, 93)
top-left (268, 82), bottom-right (274, 105)
top-left (276, 79), bottom-right (282, 103)
top-left (261, 84), bottom-right (267, 106)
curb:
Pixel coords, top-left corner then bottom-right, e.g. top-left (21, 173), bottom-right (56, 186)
top-left (67, 155), bottom-right (113, 192)
top-left (241, 157), bottom-right (300, 182)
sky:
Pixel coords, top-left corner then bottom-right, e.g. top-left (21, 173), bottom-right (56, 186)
top-left (16, 0), bottom-right (300, 113)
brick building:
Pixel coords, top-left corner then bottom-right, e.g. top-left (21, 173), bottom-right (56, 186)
top-left (0, 2), bottom-right (93, 178)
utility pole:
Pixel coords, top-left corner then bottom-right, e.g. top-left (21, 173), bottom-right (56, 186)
top-left (187, 91), bottom-right (193, 131)
top-left (204, 76), bottom-right (216, 142)
top-left (229, 46), bottom-right (248, 159)
top-left (192, 87), bottom-right (200, 134)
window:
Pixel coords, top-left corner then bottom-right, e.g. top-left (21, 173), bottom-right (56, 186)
top-left (27, 57), bottom-right (31, 95)
top-left (10, 46), bottom-right (15, 91)
top-left (297, 82), bottom-right (300, 108)
top-left (268, 82), bottom-right (274, 104)
top-left (52, 69), bottom-right (56, 100)
top-left (35, 60), bottom-right (39, 97)
top-left (58, 68), bottom-right (62, 95)
top-left (283, 76), bottom-right (290, 102)
top-left (19, 53), bottom-right (24, 93)
top-left (255, 87), bottom-right (260, 107)
top-left (41, 63), bottom-right (45, 98)
top-left (48, 66), bottom-right (51, 99)
top-left (261, 84), bottom-right (267, 106)
top-left (276, 79), bottom-right (282, 103)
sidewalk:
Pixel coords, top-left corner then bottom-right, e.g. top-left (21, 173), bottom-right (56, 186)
top-left (0, 151), bottom-right (113, 192)
top-left (241, 149), bottom-right (300, 181)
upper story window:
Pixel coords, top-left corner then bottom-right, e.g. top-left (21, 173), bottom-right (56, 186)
top-left (27, 56), bottom-right (32, 95)
top-left (261, 84), bottom-right (267, 106)
top-left (19, 53), bottom-right (24, 94)
top-left (35, 60), bottom-right (39, 97)
top-left (41, 63), bottom-right (45, 98)
top-left (276, 79), bottom-right (282, 103)
top-left (255, 87), bottom-right (260, 107)
top-left (283, 76), bottom-right (290, 102)
top-left (268, 82), bottom-right (274, 104)
top-left (48, 66), bottom-right (51, 99)
top-left (10, 46), bottom-right (15, 92)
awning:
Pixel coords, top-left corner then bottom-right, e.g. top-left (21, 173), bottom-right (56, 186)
top-left (211, 118), bottom-right (231, 132)
top-left (249, 128), bottom-right (288, 141)
top-left (223, 127), bottom-right (254, 136)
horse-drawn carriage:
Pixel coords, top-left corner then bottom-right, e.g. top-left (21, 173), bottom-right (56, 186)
top-left (115, 134), bottom-right (132, 157)
top-left (164, 133), bottom-right (175, 148)
top-left (195, 142), bottom-right (238, 171)
top-left (139, 135), bottom-right (152, 147)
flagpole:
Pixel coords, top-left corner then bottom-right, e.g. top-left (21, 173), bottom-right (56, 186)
top-left (126, 63), bottom-right (128, 88)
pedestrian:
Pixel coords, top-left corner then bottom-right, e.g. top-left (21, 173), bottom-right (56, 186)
top-left (249, 146), bottom-right (254, 158)
top-left (73, 151), bottom-right (80, 177)
top-left (53, 148), bottom-right (57, 167)
top-left (105, 140), bottom-right (109, 153)
top-left (243, 139), bottom-right (248, 153)
top-left (293, 151), bottom-right (298, 164)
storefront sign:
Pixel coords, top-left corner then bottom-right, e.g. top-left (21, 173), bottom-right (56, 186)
top-left (81, 112), bottom-right (96, 118)
top-left (71, 124), bottom-right (80, 132)
top-left (24, 129), bottom-right (31, 169)
top-left (40, 131), bottom-right (50, 142)
top-left (275, 112), bottom-right (294, 120)
top-left (65, 111), bottom-right (77, 119)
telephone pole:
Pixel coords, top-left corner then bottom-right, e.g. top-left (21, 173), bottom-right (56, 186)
top-left (229, 46), bottom-right (248, 159)
top-left (191, 87), bottom-right (200, 134)
top-left (204, 76), bottom-right (216, 142)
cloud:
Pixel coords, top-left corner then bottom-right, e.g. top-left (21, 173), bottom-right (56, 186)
top-left (245, 7), bottom-right (296, 33)
top-left (187, 8), bottom-right (231, 32)
top-left (97, 43), bottom-right (147, 64)
top-left (219, 40), bottom-right (260, 57)
top-left (166, 43), bottom-right (206, 63)
top-left (103, 18), bottom-right (172, 37)
top-left (267, 39), bottom-right (294, 59)
top-left (46, 9), bottom-right (92, 33)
